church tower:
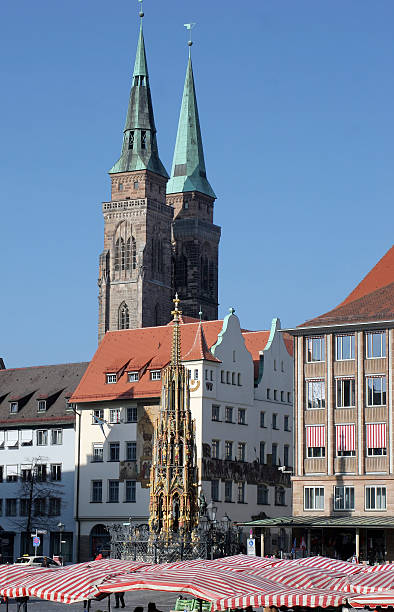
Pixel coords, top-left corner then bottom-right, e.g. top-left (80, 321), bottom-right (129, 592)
top-left (167, 43), bottom-right (221, 321)
top-left (149, 296), bottom-right (199, 540)
top-left (98, 14), bottom-right (173, 342)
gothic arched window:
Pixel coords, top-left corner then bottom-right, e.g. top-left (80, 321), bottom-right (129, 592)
top-left (118, 302), bottom-right (129, 330)
top-left (126, 236), bottom-right (137, 271)
top-left (115, 238), bottom-right (125, 271)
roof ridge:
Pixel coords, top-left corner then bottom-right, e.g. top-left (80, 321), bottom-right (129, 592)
top-left (0, 361), bottom-right (89, 373)
top-left (339, 244), bottom-right (394, 307)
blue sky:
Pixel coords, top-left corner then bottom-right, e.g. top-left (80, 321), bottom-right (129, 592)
top-left (1, 0), bottom-right (393, 368)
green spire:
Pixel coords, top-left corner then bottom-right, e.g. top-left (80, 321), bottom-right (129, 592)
top-left (110, 23), bottom-right (168, 178)
top-left (166, 54), bottom-right (215, 198)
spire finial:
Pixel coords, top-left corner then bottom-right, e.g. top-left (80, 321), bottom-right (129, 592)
top-left (138, 0), bottom-right (144, 19)
top-left (171, 294), bottom-right (182, 365)
top-left (184, 23), bottom-right (196, 56)
top-left (199, 306), bottom-right (203, 322)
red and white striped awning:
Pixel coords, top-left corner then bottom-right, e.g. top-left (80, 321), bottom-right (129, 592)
top-left (0, 560), bottom-right (151, 603)
top-left (336, 424), bottom-right (355, 451)
top-left (97, 566), bottom-right (346, 609)
top-left (306, 425), bottom-right (325, 447)
top-left (366, 422), bottom-right (386, 448)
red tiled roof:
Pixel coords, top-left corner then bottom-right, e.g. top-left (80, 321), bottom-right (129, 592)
top-left (299, 282), bottom-right (394, 328)
top-left (71, 319), bottom-right (285, 403)
top-left (299, 245), bottom-right (394, 329)
top-left (339, 244), bottom-right (394, 307)
top-left (183, 322), bottom-right (220, 362)
top-left (71, 321), bottom-right (224, 403)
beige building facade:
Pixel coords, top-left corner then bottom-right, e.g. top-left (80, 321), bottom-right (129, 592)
top-left (290, 246), bottom-right (394, 561)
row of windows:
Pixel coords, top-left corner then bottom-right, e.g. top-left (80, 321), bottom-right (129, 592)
top-left (210, 481), bottom-right (287, 506)
top-left (306, 331), bottom-right (386, 363)
top-left (211, 440), bottom-right (290, 467)
top-left (304, 486), bottom-right (387, 511)
top-left (0, 429), bottom-right (62, 448)
top-left (260, 411), bottom-right (291, 432)
top-left (307, 376), bottom-right (387, 409)
top-left (106, 371), bottom-right (161, 384)
top-left (266, 389), bottom-right (292, 403)
top-left (0, 463), bottom-right (61, 483)
top-left (92, 407), bottom-right (137, 424)
top-left (211, 405), bottom-right (247, 425)
top-left (220, 371), bottom-right (242, 386)
top-left (0, 497), bottom-right (61, 517)
top-left (91, 479), bottom-right (136, 503)
top-left (91, 441), bottom-right (136, 463)
top-left (306, 422), bottom-right (387, 458)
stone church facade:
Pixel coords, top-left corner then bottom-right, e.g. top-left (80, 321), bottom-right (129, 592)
top-left (98, 21), bottom-right (221, 342)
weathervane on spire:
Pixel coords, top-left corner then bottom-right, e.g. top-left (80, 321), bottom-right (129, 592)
top-left (138, 0), bottom-right (144, 19)
top-left (184, 23), bottom-right (196, 53)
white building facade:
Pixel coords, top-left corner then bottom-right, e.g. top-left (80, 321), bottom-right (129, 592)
top-left (0, 362), bottom-right (87, 563)
top-left (72, 311), bottom-right (293, 560)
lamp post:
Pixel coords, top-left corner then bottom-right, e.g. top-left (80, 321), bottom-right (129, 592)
top-left (57, 522), bottom-right (65, 565)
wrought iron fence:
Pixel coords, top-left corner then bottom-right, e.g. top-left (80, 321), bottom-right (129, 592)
top-left (105, 522), bottom-right (241, 562)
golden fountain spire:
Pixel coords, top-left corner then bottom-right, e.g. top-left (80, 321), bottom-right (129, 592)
top-left (171, 293), bottom-right (182, 366)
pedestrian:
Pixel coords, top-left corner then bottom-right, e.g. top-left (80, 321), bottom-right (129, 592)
top-left (114, 592), bottom-right (126, 608)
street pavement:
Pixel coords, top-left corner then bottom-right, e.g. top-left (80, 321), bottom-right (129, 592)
top-left (3, 590), bottom-right (183, 611)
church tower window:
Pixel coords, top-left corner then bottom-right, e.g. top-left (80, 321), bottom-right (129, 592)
top-left (141, 131), bottom-right (146, 150)
top-left (118, 303), bottom-right (129, 330)
top-left (128, 131), bottom-right (134, 150)
top-left (115, 238), bottom-right (126, 271)
top-left (126, 236), bottom-right (137, 271)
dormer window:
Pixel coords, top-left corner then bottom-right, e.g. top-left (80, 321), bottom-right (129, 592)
top-left (128, 371), bottom-right (139, 382)
top-left (106, 373), bottom-right (117, 384)
top-left (150, 370), bottom-right (161, 381)
top-left (9, 402), bottom-right (18, 414)
top-left (37, 400), bottom-right (47, 412)
top-left (141, 130), bottom-right (146, 150)
top-left (128, 131), bottom-right (134, 150)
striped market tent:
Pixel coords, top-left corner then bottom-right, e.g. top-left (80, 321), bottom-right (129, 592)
top-left (97, 566), bottom-right (347, 609)
top-left (0, 559), bottom-right (151, 603)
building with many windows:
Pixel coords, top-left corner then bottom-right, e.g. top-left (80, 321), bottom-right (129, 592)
top-left (71, 308), bottom-right (293, 560)
top-left (288, 245), bottom-right (394, 561)
top-left (0, 362), bottom-right (88, 562)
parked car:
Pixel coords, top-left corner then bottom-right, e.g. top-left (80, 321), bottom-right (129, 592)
top-left (14, 556), bottom-right (60, 567)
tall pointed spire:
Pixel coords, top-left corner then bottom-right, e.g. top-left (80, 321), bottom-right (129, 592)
top-left (110, 17), bottom-right (168, 177)
top-left (166, 48), bottom-right (215, 197)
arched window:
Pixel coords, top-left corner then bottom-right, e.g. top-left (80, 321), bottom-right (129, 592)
top-left (90, 524), bottom-right (110, 559)
top-left (118, 303), bottom-right (129, 330)
top-left (126, 236), bottom-right (137, 271)
top-left (115, 238), bottom-right (125, 271)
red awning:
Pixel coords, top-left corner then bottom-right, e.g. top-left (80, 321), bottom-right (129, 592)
top-left (336, 424), bottom-right (355, 451)
top-left (366, 422), bottom-right (386, 448)
top-left (306, 425), bottom-right (325, 447)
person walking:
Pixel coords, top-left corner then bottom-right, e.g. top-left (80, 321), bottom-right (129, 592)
top-left (114, 592), bottom-right (126, 608)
